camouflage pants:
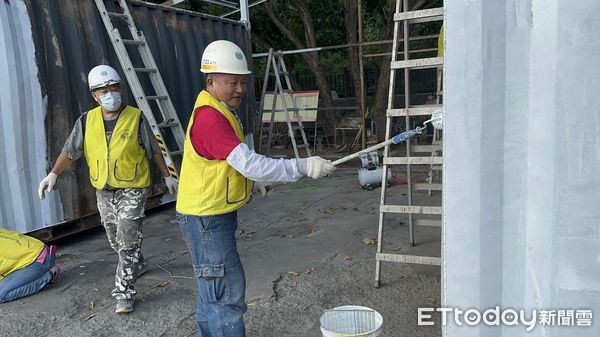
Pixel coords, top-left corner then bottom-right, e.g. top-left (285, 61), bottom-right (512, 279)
top-left (96, 188), bottom-right (148, 300)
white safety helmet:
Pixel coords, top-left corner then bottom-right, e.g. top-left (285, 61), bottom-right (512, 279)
top-left (88, 65), bottom-right (121, 91)
top-left (200, 40), bottom-right (251, 75)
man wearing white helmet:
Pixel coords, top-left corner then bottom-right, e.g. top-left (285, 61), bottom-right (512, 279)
top-left (38, 65), bottom-right (178, 314)
top-left (176, 40), bottom-right (335, 336)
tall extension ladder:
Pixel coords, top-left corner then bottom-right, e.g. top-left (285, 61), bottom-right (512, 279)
top-left (94, 0), bottom-right (185, 178)
top-left (257, 49), bottom-right (311, 159)
top-left (374, 0), bottom-right (444, 287)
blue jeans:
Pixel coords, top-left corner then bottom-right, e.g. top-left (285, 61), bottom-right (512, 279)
top-left (177, 211), bottom-right (247, 337)
top-left (0, 252), bottom-right (55, 303)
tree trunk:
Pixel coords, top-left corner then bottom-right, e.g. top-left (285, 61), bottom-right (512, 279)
top-left (291, 0), bottom-right (337, 137)
top-left (263, 1), bottom-right (338, 137)
top-left (342, 0), bottom-right (362, 114)
top-left (371, 2), bottom-right (395, 140)
top-left (371, 0), bottom-right (429, 140)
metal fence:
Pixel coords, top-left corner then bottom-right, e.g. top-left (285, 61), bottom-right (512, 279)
top-left (255, 67), bottom-right (438, 99)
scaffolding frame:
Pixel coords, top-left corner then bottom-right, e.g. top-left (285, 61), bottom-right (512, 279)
top-left (160, 1), bottom-right (441, 152)
top-left (161, 0), bottom-right (250, 25)
top-left (252, 42), bottom-right (441, 149)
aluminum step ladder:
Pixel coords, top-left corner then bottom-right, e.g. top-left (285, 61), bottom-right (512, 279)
top-left (374, 0), bottom-right (444, 288)
top-left (425, 67), bottom-right (444, 196)
top-left (257, 49), bottom-right (311, 158)
top-left (94, 0), bottom-right (185, 178)
top-left (411, 67), bottom-right (444, 197)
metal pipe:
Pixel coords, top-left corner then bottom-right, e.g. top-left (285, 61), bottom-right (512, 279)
top-left (161, 0), bottom-right (187, 6)
top-left (358, 0), bottom-right (366, 149)
top-left (403, 0), bottom-right (415, 247)
top-left (363, 47), bottom-right (439, 58)
top-left (221, 0), bottom-right (267, 18)
top-left (331, 127), bottom-right (423, 166)
top-left (261, 106), bottom-right (358, 112)
top-left (252, 35), bottom-right (439, 57)
top-left (375, 0), bottom-right (402, 287)
top-left (164, 0), bottom-right (239, 8)
top-left (200, 0), bottom-right (239, 9)
top-left (239, 0), bottom-right (250, 25)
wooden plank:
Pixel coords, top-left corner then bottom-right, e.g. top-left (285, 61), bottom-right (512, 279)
top-left (414, 219), bottom-right (442, 227)
top-left (414, 183), bottom-right (442, 191)
top-left (376, 253), bottom-right (441, 266)
top-left (384, 157), bottom-right (443, 165)
top-left (391, 57), bottom-right (442, 70)
top-left (387, 106), bottom-right (442, 117)
top-left (393, 8), bottom-right (444, 21)
top-left (411, 145), bottom-right (442, 152)
top-left (380, 205), bottom-right (443, 214)
top-left (409, 15), bottom-right (445, 24)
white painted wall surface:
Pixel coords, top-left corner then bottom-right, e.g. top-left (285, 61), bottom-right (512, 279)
top-left (444, 1), bottom-right (600, 336)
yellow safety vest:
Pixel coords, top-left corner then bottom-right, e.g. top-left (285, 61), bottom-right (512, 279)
top-left (0, 228), bottom-right (45, 281)
top-left (83, 105), bottom-right (151, 189)
top-left (437, 24), bottom-right (444, 58)
top-left (176, 90), bottom-right (253, 216)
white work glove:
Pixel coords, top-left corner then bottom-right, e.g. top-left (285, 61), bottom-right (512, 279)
top-left (38, 172), bottom-right (58, 200)
top-left (165, 175), bottom-right (178, 195)
top-left (296, 156), bottom-right (336, 179)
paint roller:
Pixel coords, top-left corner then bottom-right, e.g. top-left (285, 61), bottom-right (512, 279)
top-left (331, 108), bottom-right (444, 166)
top-left (254, 109), bottom-right (443, 196)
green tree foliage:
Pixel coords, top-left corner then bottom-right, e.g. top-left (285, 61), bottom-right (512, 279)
top-left (146, 0), bottom-right (443, 139)
top-left (147, 0), bottom-right (440, 95)
top-left (250, 0), bottom-right (347, 77)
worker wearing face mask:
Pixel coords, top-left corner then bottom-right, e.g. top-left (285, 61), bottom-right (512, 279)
top-left (176, 40), bottom-right (335, 337)
top-left (37, 65), bottom-right (178, 314)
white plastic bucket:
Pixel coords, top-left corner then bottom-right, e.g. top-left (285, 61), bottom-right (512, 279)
top-left (320, 305), bottom-right (383, 337)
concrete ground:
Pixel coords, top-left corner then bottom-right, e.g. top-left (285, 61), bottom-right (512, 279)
top-left (1, 166), bottom-right (441, 337)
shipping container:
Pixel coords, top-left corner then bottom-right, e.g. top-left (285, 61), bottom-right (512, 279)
top-left (0, 0), bottom-right (255, 235)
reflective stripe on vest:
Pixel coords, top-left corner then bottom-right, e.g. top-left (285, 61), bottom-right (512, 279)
top-left (176, 90), bottom-right (253, 216)
top-left (0, 228), bottom-right (45, 281)
top-left (83, 105), bottom-right (151, 189)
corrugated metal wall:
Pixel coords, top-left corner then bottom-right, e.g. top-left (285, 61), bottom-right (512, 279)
top-left (0, 0), bottom-right (64, 234)
top-left (0, 0), bottom-right (254, 233)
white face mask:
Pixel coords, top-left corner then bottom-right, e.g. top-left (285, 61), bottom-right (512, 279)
top-left (99, 91), bottom-right (122, 111)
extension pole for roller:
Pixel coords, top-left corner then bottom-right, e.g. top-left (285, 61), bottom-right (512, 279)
top-left (331, 139), bottom-right (395, 166)
top-left (258, 131), bottom-right (413, 196)
top-left (332, 127), bottom-right (424, 166)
